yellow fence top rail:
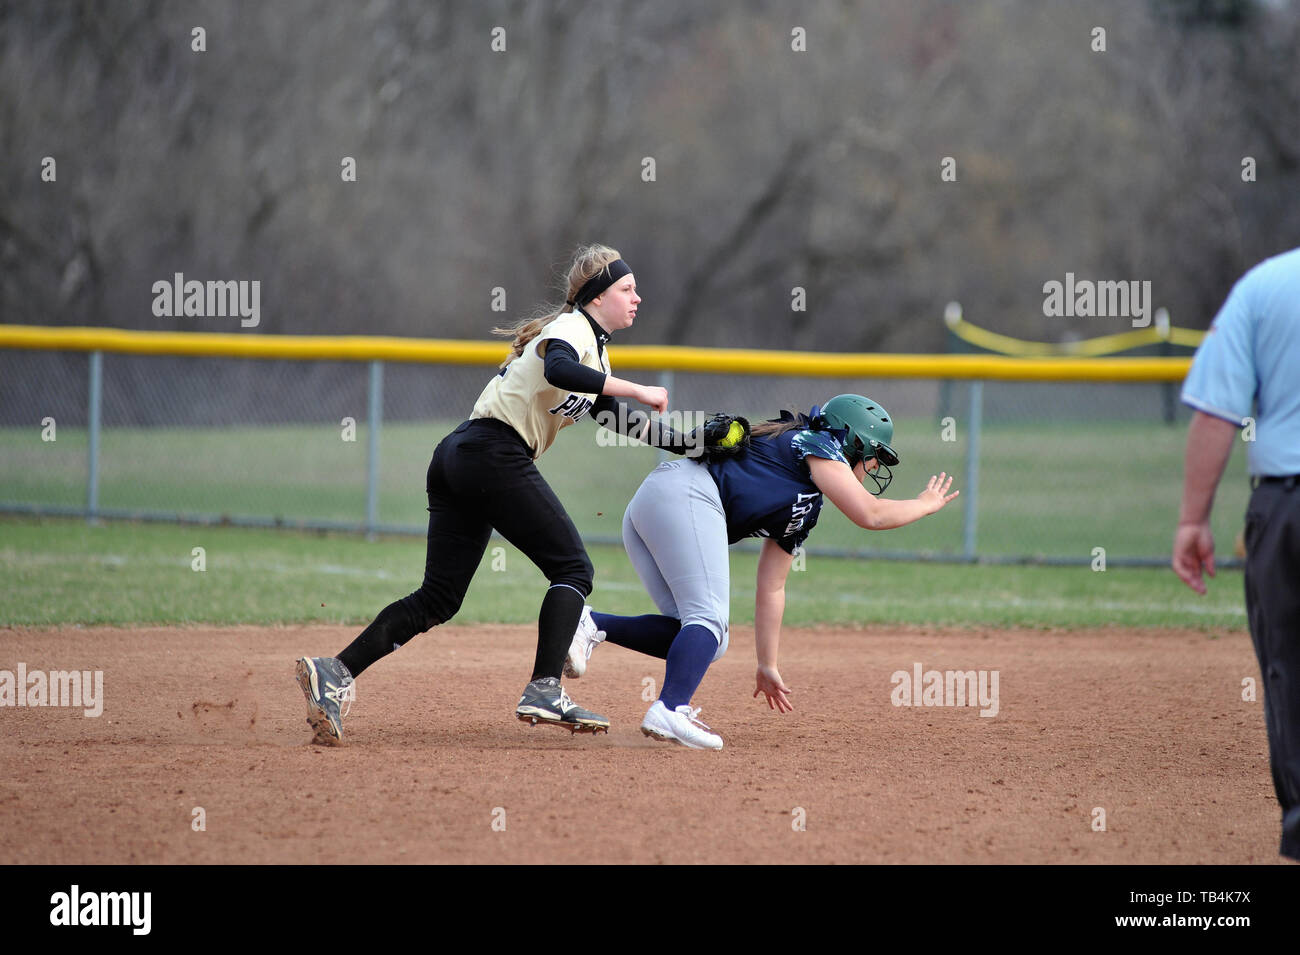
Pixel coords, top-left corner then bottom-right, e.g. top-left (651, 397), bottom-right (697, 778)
top-left (0, 324), bottom-right (1191, 382)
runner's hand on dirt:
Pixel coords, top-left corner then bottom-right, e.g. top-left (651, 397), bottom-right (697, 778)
top-left (754, 665), bottom-right (793, 713)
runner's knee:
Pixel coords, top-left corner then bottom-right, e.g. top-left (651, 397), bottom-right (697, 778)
top-left (682, 613), bottom-right (728, 657)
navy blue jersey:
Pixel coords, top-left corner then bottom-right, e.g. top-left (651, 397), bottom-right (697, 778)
top-left (704, 428), bottom-right (848, 553)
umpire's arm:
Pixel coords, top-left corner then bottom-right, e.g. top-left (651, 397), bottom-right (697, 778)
top-left (1172, 411), bottom-right (1238, 595)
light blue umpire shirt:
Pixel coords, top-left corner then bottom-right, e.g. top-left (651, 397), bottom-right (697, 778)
top-left (1181, 247), bottom-right (1300, 477)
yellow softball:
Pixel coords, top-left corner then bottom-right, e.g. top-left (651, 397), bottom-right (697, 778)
top-left (721, 420), bottom-right (745, 448)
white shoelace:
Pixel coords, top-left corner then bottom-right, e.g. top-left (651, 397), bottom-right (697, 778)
top-left (680, 706), bottom-right (712, 730)
top-left (579, 618), bottom-right (604, 659)
top-left (327, 681), bottom-right (356, 718)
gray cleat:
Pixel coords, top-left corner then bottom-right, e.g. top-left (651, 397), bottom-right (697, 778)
top-left (295, 656), bottom-right (355, 745)
top-left (516, 676), bottom-right (609, 734)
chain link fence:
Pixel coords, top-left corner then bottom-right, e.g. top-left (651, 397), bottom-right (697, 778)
top-left (0, 346), bottom-right (1251, 565)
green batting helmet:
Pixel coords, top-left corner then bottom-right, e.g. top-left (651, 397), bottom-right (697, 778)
top-left (817, 394), bottom-right (899, 494)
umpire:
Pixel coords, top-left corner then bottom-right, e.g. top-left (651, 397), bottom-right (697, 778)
top-left (1173, 246), bottom-right (1300, 862)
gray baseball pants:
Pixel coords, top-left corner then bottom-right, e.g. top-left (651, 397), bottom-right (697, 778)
top-left (622, 459), bottom-right (731, 661)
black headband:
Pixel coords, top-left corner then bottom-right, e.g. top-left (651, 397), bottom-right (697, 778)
top-left (569, 259), bottom-right (632, 308)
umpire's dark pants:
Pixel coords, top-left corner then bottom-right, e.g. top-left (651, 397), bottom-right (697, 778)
top-left (404, 418), bottom-right (593, 628)
top-left (1244, 476), bottom-right (1300, 860)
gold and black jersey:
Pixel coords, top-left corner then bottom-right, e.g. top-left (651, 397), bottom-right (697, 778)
top-left (470, 311), bottom-right (611, 458)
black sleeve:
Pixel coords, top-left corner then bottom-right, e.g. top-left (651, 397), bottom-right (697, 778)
top-left (542, 340), bottom-right (608, 395)
top-left (590, 396), bottom-right (698, 456)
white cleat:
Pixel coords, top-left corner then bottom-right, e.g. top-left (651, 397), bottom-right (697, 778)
top-left (563, 605), bottom-right (606, 679)
top-left (640, 700), bottom-right (723, 750)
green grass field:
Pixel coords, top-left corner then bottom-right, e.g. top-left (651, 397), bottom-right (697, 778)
top-left (0, 416), bottom-right (1253, 559)
top-left (0, 515), bottom-right (1246, 629)
top-left (1, 416), bottom-right (1253, 629)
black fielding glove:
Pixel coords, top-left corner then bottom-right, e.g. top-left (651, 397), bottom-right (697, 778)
top-left (693, 413), bottom-right (750, 461)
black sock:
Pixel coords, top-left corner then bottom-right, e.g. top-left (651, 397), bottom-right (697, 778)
top-left (530, 585), bottom-right (585, 681)
top-left (338, 598), bottom-right (421, 678)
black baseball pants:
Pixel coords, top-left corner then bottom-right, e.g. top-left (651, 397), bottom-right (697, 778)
top-left (1243, 477), bottom-right (1300, 861)
top-left (338, 418), bottom-right (593, 680)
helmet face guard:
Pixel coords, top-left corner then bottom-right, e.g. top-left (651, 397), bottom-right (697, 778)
top-left (862, 459), bottom-right (894, 496)
top-left (858, 436), bottom-right (897, 496)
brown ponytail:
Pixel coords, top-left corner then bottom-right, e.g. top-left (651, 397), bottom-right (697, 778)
top-left (750, 407), bottom-right (819, 439)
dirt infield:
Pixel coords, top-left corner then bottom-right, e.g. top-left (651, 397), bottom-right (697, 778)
top-left (0, 623), bottom-right (1285, 865)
